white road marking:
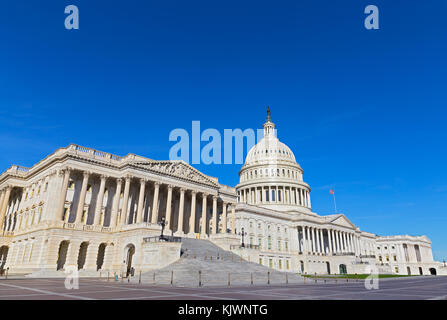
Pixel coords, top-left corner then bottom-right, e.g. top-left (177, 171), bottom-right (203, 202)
top-left (0, 282), bottom-right (93, 300)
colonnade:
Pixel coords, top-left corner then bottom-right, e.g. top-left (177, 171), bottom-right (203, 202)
top-left (0, 186), bottom-right (14, 232)
top-left (238, 185), bottom-right (311, 208)
top-left (57, 168), bottom-right (236, 235)
top-left (298, 226), bottom-right (364, 256)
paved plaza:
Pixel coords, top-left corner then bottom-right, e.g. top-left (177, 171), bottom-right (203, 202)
top-left (0, 276), bottom-right (445, 300)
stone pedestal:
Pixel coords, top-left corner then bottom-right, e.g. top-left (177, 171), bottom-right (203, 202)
top-left (140, 242), bottom-right (182, 271)
top-left (209, 233), bottom-right (240, 251)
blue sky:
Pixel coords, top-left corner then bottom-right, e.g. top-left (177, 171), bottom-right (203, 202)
top-left (0, 0), bottom-right (446, 260)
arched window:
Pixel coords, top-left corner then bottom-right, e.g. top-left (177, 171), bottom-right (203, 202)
top-left (268, 236), bottom-right (272, 250)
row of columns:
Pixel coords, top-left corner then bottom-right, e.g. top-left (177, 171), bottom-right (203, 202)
top-left (299, 226), bottom-right (362, 256)
top-left (57, 168), bottom-right (237, 235)
top-left (239, 185), bottom-right (310, 208)
top-left (0, 186), bottom-right (12, 232)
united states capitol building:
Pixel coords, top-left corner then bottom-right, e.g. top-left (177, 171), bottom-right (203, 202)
top-left (0, 110), bottom-right (445, 278)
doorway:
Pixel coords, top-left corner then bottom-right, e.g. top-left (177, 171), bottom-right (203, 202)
top-left (57, 241), bottom-right (69, 271)
top-left (124, 244), bottom-right (135, 277)
top-left (77, 242), bottom-right (89, 270)
top-left (339, 264), bottom-right (347, 274)
top-left (0, 246), bottom-right (9, 275)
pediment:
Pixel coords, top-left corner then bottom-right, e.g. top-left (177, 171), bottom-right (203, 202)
top-left (329, 214), bottom-right (357, 229)
top-left (134, 161), bottom-right (219, 187)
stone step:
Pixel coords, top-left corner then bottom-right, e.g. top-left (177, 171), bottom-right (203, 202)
top-left (132, 238), bottom-right (304, 287)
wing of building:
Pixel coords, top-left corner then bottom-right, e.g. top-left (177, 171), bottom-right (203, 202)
top-left (0, 110), bottom-right (444, 277)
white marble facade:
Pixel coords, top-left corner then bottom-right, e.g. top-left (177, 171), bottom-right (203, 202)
top-left (0, 110), bottom-right (445, 276)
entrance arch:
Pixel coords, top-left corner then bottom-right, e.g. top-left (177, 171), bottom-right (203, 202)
top-left (419, 267), bottom-right (423, 275)
top-left (57, 241), bottom-right (70, 271)
top-left (96, 243), bottom-right (107, 271)
top-left (300, 260), bottom-right (304, 273)
top-left (339, 264), bottom-right (347, 274)
top-left (124, 244), bottom-right (135, 277)
top-left (407, 266), bottom-right (411, 275)
top-left (429, 268), bottom-right (437, 275)
top-left (326, 262), bottom-right (331, 274)
top-left (0, 246), bottom-right (9, 274)
top-left (77, 242), bottom-right (89, 270)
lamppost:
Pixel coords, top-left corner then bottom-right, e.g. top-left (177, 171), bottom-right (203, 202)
top-left (158, 217), bottom-right (168, 241)
top-left (238, 227), bottom-right (247, 248)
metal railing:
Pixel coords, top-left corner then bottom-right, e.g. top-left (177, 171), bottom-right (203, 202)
top-left (360, 254), bottom-right (376, 258)
top-left (230, 244), bottom-right (260, 250)
top-left (333, 252), bottom-right (355, 256)
top-left (143, 235), bottom-right (182, 243)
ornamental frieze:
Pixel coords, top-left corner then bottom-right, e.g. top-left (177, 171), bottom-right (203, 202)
top-left (134, 161), bottom-right (219, 187)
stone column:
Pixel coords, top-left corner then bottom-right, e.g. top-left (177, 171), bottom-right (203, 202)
top-left (189, 191), bottom-right (197, 234)
top-left (328, 229), bottom-right (333, 254)
top-left (136, 179), bottom-right (146, 224)
top-left (0, 186), bottom-right (11, 230)
top-left (320, 229), bottom-right (324, 253)
top-left (308, 191), bottom-right (311, 208)
top-left (316, 228), bottom-right (321, 253)
top-left (345, 233), bottom-right (350, 252)
top-left (165, 185), bottom-right (173, 230)
top-left (211, 196), bottom-right (217, 234)
top-left (94, 175), bottom-right (107, 226)
top-left (343, 232), bottom-right (348, 253)
top-left (336, 231), bottom-right (341, 253)
top-left (231, 204), bottom-right (236, 234)
top-left (332, 230), bottom-right (337, 253)
top-left (176, 188), bottom-right (185, 234)
top-left (356, 236), bottom-right (361, 255)
top-left (75, 171), bottom-right (90, 224)
top-left (119, 176), bottom-right (131, 226)
top-left (300, 226), bottom-right (305, 252)
top-left (201, 193), bottom-right (208, 235)
top-left (56, 168), bottom-right (71, 221)
top-left (311, 228), bottom-right (316, 253)
top-left (221, 202), bottom-right (227, 233)
top-left (151, 182), bottom-right (160, 224)
top-left (110, 178), bottom-right (122, 227)
top-left (345, 233), bottom-right (349, 253)
top-left (348, 233), bottom-right (353, 253)
top-left (0, 191), bottom-right (5, 224)
top-left (306, 226), bottom-right (311, 253)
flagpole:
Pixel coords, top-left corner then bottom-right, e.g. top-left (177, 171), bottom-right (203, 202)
top-left (332, 193), bottom-right (337, 213)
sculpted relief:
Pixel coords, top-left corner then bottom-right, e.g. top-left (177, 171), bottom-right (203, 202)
top-left (135, 161), bottom-right (218, 187)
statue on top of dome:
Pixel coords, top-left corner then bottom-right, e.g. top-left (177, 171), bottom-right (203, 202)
top-left (266, 106), bottom-right (271, 122)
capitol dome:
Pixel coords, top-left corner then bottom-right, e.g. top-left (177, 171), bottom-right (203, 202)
top-left (236, 107), bottom-right (312, 213)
